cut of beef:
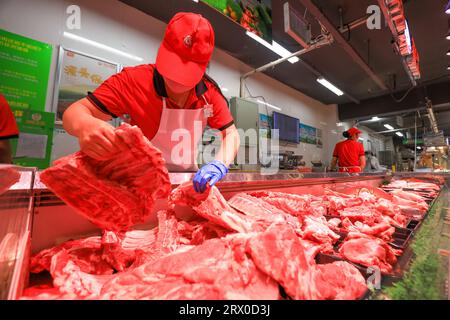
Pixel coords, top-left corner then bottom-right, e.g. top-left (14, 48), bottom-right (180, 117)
top-left (302, 216), bottom-right (340, 251)
top-left (30, 236), bottom-right (114, 275)
top-left (40, 124), bottom-right (171, 231)
top-left (245, 224), bottom-right (367, 300)
top-left (339, 233), bottom-right (399, 274)
top-left (170, 182), bottom-right (255, 233)
top-left (245, 191), bottom-right (312, 217)
top-left (50, 250), bottom-right (115, 298)
top-left (228, 193), bottom-right (303, 233)
top-left (99, 234), bottom-right (280, 300)
top-left (341, 218), bottom-right (395, 242)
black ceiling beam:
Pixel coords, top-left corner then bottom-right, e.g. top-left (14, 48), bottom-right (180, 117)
top-left (338, 79), bottom-right (450, 121)
top-left (298, 0), bottom-right (388, 91)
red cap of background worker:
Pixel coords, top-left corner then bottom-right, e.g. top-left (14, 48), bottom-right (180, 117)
top-left (156, 12), bottom-right (215, 87)
top-left (347, 127), bottom-right (362, 136)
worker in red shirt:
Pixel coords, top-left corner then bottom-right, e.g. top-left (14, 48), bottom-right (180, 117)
top-left (330, 127), bottom-right (366, 173)
top-left (63, 12), bottom-right (240, 193)
top-left (0, 94), bottom-right (19, 164)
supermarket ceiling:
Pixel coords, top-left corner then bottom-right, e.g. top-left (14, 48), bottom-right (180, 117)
top-left (120, 0), bottom-right (450, 107)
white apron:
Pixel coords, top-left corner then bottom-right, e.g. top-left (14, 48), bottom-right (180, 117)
top-left (150, 96), bottom-right (212, 172)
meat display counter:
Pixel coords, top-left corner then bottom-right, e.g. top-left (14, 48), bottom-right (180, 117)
top-left (0, 165), bottom-right (35, 300)
top-left (1, 169), bottom-right (449, 299)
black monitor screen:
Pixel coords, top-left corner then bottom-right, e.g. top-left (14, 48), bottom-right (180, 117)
top-left (272, 112), bottom-right (300, 143)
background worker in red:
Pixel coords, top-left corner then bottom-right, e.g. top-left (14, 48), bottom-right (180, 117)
top-left (330, 127), bottom-right (366, 173)
top-left (63, 12), bottom-right (240, 193)
top-left (0, 93), bottom-right (19, 164)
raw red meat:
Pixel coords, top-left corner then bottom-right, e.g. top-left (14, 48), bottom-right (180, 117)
top-left (245, 191), bottom-right (312, 217)
top-left (341, 218), bottom-right (395, 242)
top-left (99, 234), bottom-right (280, 300)
top-left (302, 216), bottom-right (340, 251)
top-left (228, 193), bottom-right (303, 233)
top-left (339, 233), bottom-right (400, 274)
top-left (30, 236), bottom-right (114, 275)
top-left (246, 224), bottom-right (367, 300)
top-left (0, 166), bottom-right (20, 195)
top-left (21, 285), bottom-right (64, 300)
top-left (50, 250), bottom-right (115, 298)
top-left (170, 182), bottom-right (255, 233)
top-left (40, 124), bottom-right (171, 231)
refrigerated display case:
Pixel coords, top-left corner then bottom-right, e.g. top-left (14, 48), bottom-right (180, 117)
top-left (1, 169), bottom-right (449, 299)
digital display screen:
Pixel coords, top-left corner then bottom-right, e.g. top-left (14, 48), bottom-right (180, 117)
top-left (272, 111), bottom-right (300, 143)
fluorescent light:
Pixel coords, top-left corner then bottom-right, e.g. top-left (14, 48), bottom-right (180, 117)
top-left (221, 87), bottom-right (229, 92)
top-left (384, 124), bottom-right (395, 130)
top-left (192, 0), bottom-right (199, 2)
top-left (256, 99), bottom-right (282, 111)
top-left (246, 31), bottom-right (299, 64)
top-left (272, 41), bottom-right (300, 63)
top-left (417, 146), bottom-right (422, 150)
top-left (371, 116), bottom-right (380, 121)
top-left (316, 77), bottom-right (344, 96)
top-left (447, 50), bottom-right (450, 56)
top-left (446, 1), bottom-right (450, 14)
top-left (63, 32), bottom-right (144, 62)
top-left (396, 132), bottom-right (404, 137)
top-left (358, 137), bottom-right (364, 141)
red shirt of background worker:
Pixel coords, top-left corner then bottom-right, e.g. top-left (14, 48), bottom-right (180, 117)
top-left (331, 127), bottom-right (366, 173)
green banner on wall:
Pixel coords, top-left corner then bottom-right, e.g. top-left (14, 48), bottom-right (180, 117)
top-left (10, 108), bottom-right (55, 169)
top-left (0, 29), bottom-right (53, 111)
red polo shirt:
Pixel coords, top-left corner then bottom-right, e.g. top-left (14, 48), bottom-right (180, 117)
top-left (0, 94), bottom-right (19, 140)
top-left (333, 139), bottom-right (365, 168)
top-left (87, 64), bottom-right (234, 140)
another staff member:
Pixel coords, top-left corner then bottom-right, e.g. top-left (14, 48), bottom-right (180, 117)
top-left (0, 94), bottom-right (19, 164)
top-left (63, 12), bottom-right (240, 193)
top-left (330, 127), bottom-right (366, 173)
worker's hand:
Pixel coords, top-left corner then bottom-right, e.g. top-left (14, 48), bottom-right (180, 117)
top-left (78, 119), bottom-right (127, 160)
top-left (193, 160), bottom-right (228, 193)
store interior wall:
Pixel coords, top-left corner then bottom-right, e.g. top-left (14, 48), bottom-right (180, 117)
top-left (0, 0), bottom-right (346, 167)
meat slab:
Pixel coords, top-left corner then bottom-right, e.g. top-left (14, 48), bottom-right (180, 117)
top-left (246, 224), bottom-right (367, 300)
top-left (99, 234), bottom-right (280, 300)
top-left (339, 233), bottom-right (400, 274)
top-left (40, 124), bottom-right (171, 231)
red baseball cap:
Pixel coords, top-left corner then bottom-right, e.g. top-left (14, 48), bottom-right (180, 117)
top-left (347, 127), bottom-right (362, 136)
top-left (156, 12), bottom-right (215, 87)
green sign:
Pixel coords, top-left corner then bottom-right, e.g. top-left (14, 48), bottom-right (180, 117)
top-left (402, 138), bottom-right (424, 145)
top-left (0, 29), bottom-right (53, 111)
top-left (10, 108), bottom-right (55, 169)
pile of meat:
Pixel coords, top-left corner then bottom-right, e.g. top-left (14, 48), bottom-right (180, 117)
top-left (24, 126), bottom-right (441, 300)
top-left (23, 185), bottom-right (368, 300)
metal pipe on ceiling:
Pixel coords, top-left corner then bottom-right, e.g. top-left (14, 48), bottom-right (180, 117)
top-left (426, 98), bottom-right (440, 134)
top-left (239, 36), bottom-right (332, 98)
top-left (298, 0), bottom-right (389, 91)
top-left (239, 13), bottom-right (371, 104)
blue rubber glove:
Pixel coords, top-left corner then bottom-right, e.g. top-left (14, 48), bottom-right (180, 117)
top-left (193, 160), bottom-right (228, 193)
